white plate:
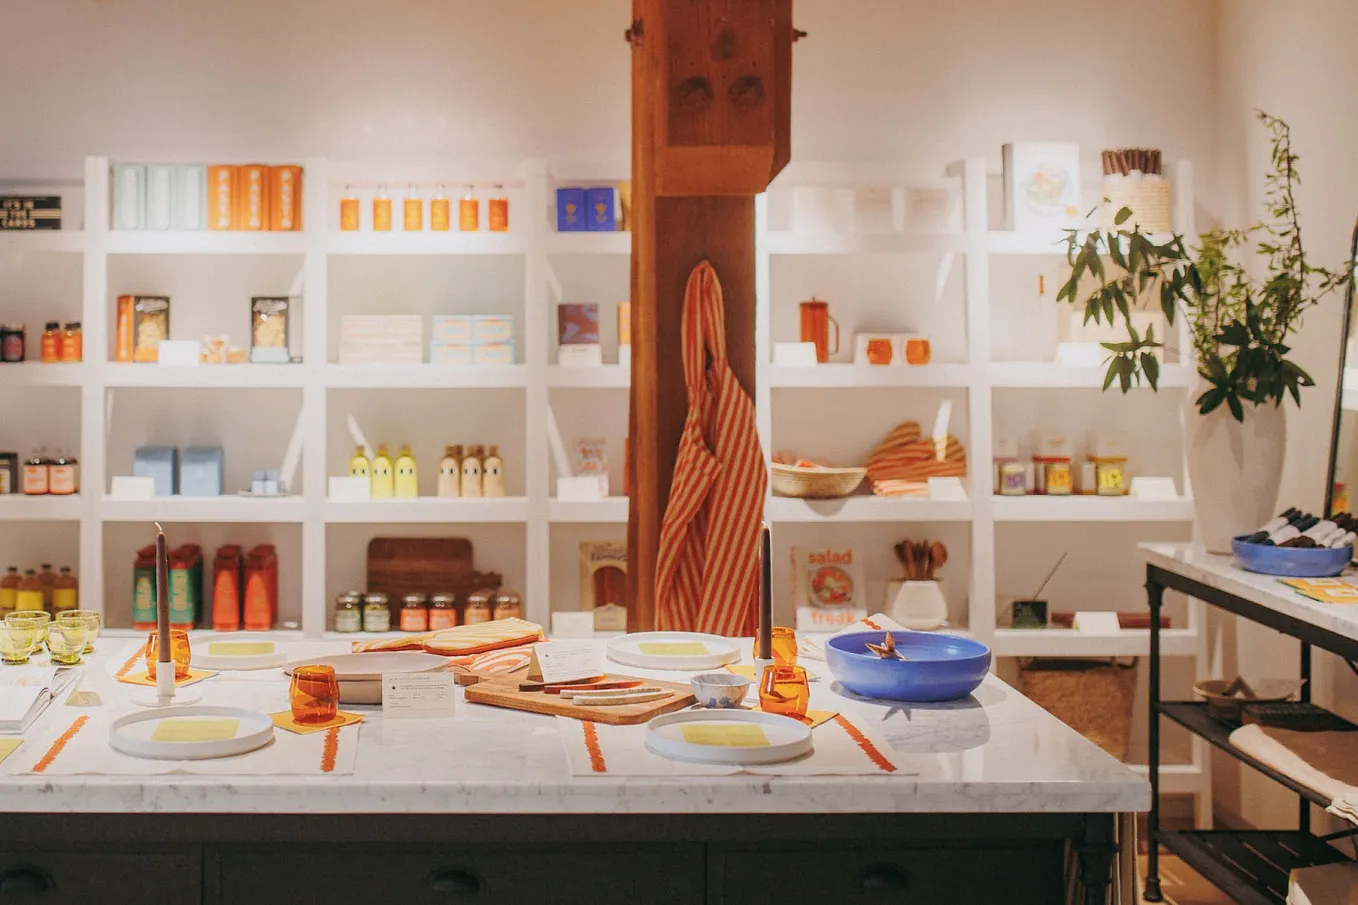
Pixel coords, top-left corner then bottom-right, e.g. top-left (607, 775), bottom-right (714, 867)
top-left (645, 710), bottom-right (813, 765)
top-left (606, 632), bottom-right (741, 671)
top-left (109, 705), bottom-right (275, 761)
top-left (190, 633), bottom-right (287, 671)
top-left (284, 651), bottom-right (450, 705)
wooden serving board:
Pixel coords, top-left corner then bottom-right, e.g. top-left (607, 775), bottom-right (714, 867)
top-left (366, 537), bottom-right (473, 600)
top-left (464, 674), bottom-right (696, 725)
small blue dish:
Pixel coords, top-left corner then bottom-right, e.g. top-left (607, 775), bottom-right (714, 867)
top-left (1231, 536), bottom-right (1352, 578)
top-left (825, 631), bottom-right (991, 702)
top-left (690, 673), bottom-right (752, 709)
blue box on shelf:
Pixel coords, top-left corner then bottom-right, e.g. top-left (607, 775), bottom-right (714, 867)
top-left (180, 447), bottom-right (224, 497)
top-left (556, 188), bottom-right (587, 232)
top-left (133, 446), bottom-right (179, 496)
top-left (585, 187), bottom-right (616, 232)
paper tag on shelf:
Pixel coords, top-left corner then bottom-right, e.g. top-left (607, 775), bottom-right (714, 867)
top-left (328, 476), bottom-right (371, 500)
top-left (1072, 611), bottom-right (1122, 634)
top-left (156, 340), bottom-right (201, 367)
top-left (551, 612), bottom-right (597, 638)
top-left (796, 606), bottom-right (867, 633)
top-left (109, 476), bottom-right (156, 500)
top-left (773, 342), bottom-right (819, 367)
top-left (382, 672), bottom-right (457, 719)
top-left (527, 641), bottom-right (604, 684)
top-left (557, 475), bottom-right (606, 501)
top-left (1130, 477), bottom-right (1179, 500)
top-left (927, 477), bottom-right (968, 502)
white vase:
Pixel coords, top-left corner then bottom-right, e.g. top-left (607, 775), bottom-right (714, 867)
top-left (1184, 384), bottom-right (1286, 554)
top-left (886, 580), bottom-right (949, 631)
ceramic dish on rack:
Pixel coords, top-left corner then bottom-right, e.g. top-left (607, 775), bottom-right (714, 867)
top-left (109, 705), bottom-right (275, 761)
top-left (607, 632), bottom-right (741, 671)
top-left (190, 633), bottom-right (288, 671)
top-left (645, 709), bottom-right (813, 765)
top-left (284, 651), bottom-right (449, 704)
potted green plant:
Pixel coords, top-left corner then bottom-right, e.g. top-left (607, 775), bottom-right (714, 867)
top-left (1059, 112), bottom-right (1354, 552)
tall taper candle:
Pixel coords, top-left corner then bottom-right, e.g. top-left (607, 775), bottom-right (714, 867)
top-left (155, 522), bottom-right (170, 663)
top-left (757, 522), bottom-right (772, 661)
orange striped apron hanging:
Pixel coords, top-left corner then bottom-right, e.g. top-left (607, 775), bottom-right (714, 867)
top-left (655, 261), bottom-right (768, 636)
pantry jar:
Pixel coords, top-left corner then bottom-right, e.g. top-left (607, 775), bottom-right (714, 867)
top-left (428, 593), bottom-right (459, 630)
top-left (400, 593), bottom-right (429, 632)
top-left (333, 592), bottom-right (363, 633)
top-left (464, 590), bottom-right (494, 625)
top-left (493, 590), bottom-right (522, 621)
top-left (362, 592), bottom-right (391, 633)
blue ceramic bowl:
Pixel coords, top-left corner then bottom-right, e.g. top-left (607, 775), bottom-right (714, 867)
top-left (825, 631), bottom-right (991, 702)
top-left (1232, 536), bottom-right (1353, 578)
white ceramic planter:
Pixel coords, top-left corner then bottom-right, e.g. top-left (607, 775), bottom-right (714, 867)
top-left (886, 580), bottom-right (949, 631)
top-left (1185, 384), bottom-right (1286, 554)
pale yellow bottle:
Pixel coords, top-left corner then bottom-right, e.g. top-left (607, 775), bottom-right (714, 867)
top-left (403, 185), bottom-right (423, 232)
top-left (430, 186), bottom-right (451, 232)
top-left (461, 445), bottom-right (483, 498)
top-left (437, 445), bottom-right (462, 498)
top-left (373, 185), bottom-right (392, 232)
top-left (483, 444), bottom-right (505, 498)
top-left (0, 567), bottom-right (18, 617)
top-left (349, 445), bottom-right (370, 479)
top-left (394, 444), bottom-right (419, 498)
top-left (371, 444), bottom-right (395, 498)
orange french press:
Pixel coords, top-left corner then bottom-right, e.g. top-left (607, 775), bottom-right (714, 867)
top-left (799, 297), bottom-right (839, 364)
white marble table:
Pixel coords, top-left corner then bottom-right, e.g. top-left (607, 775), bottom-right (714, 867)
top-left (0, 638), bottom-right (1147, 815)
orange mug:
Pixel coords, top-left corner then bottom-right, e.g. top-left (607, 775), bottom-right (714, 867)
top-left (904, 335), bottom-right (931, 366)
top-left (799, 299), bottom-right (839, 364)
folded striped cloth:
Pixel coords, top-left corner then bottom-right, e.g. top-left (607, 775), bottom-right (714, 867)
top-left (351, 617), bottom-right (544, 657)
top-left (1229, 723), bottom-right (1358, 825)
top-left (864, 421), bottom-right (967, 495)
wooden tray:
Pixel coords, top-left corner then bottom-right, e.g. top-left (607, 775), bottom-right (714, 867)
top-left (464, 674), bottom-right (696, 725)
top-left (366, 537), bottom-right (473, 599)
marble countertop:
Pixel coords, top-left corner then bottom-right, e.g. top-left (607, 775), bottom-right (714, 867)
top-left (1141, 542), bottom-right (1358, 643)
top-left (0, 638), bottom-right (1148, 816)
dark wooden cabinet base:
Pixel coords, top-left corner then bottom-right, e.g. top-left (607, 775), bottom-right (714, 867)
top-left (1, 812), bottom-right (1115, 905)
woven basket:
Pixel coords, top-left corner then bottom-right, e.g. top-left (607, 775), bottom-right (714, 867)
top-left (770, 463), bottom-right (867, 499)
top-left (1100, 177), bottom-right (1171, 233)
top-left (1018, 658), bottom-right (1137, 760)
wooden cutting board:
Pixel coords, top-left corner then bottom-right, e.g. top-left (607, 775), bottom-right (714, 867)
top-left (366, 537), bottom-right (473, 599)
top-left (464, 674), bottom-right (696, 725)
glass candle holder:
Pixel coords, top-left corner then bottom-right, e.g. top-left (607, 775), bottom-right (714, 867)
top-left (6, 611), bottom-right (51, 651)
top-left (758, 664), bottom-right (810, 719)
top-left (56, 610), bottom-right (100, 653)
top-left (904, 335), bottom-right (932, 365)
top-left (145, 629), bottom-right (192, 680)
top-left (290, 665), bottom-right (340, 724)
top-left (751, 626), bottom-right (798, 666)
top-left (45, 621), bottom-right (93, 666)
top-left (0, 623), bottom-right (40, 664)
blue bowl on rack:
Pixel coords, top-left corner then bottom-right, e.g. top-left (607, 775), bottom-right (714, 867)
top-left (825, 631), bottom-right (991, 702)
top-left (1231, 536), bottom-right (1353, 578)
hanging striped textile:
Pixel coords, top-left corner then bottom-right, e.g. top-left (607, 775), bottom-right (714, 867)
top-left (655, 261), bottom-right (768, 636)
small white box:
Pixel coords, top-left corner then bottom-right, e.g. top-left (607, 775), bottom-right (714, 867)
top-left (551, 611), bottom-right (598, 639)
top-left (144, 165), bottom-right (174, 231)
top-left (1072, 611), bottom-right (1122, 634)
top-left (430, 343), bottom-right (473, 366)
top-left (156, 340), bottom-right (201, 367)
top-left (110, 476), bottom-right (156, 500)
top-left (329, 476), bottom-right (371, 500)
top-left (430, 315), bottom-right (473, 345)
top-left (471, 315), bottom-right (514, 345)
top-left (557, 474), bottom-right (606, 501)
top-left (112, 164), bottom-right (145, 231)
top-left (472, 343), bottom-right (514, 365)
top-left (558, 344), bottom-right (602, 368)
top-left (172, 165), bottom-right (207, 230)
top-left (1130, 477), bottom-right (1179, 500)
top-left (927, 476), bottom-right (969, 502)
top-left (773, 342), bottom-right (819, 367)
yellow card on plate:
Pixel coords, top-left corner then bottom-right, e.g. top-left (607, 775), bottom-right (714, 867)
top-left (681, 723), bottom-right (770, 747)
top-left (638, 642), bottom-right (709, 657)
top-left (0, 738), bottom-right (23, 766)
top-left (270, 710), bottom-right (364, 735)
top-left (151, 718), bottom-right (240, 743)
top-left (208, 641), bottom-right (275, 656)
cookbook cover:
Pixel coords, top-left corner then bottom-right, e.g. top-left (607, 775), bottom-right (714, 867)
top-left (791, 545), bottom-right (866, 611)
top-left (1003, 142), bottom-right (1081, 233)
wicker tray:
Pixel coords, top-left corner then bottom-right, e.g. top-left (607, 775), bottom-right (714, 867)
top-left (770, 463), bottom-right (867, 499)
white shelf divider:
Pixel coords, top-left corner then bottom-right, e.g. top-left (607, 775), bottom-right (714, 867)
top-left (323, 363), bottom-right (528, 389)
top-left (764, 495), bottom-right (972, 523)
top-left (0, 495), bottom-right (85, 521)
top-left (104, 364), bottom-right (308, 388)
top-left (548, 498), bottom-right (629, 523)
top-left (106, 231), bottom-right (308, 255)
top-left (323, 497), bottom-right (530, 524)
top-left (989, 362), bottom-right (1195, 389)
top-left (992, 495), bottom-right (1195, 522)
top-left (101, 496), bottom-right (308, 523)
top-left (766, 363), bottom-right (973, 389)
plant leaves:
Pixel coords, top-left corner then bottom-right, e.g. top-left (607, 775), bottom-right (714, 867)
top-left (1141, 352), bottom-right (1160, 389)
top-left (1114, 206), bottom-right (1133, 226)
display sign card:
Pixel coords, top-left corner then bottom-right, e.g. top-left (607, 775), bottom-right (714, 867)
top-left (382, 672), bottom-right (457, 719)
top-left (527, 641), bottom-right (604, 684)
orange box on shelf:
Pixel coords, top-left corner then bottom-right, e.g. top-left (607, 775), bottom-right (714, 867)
top-left (269, 165), bottom-right (303, 231)
top-left (207, 165), bottom-right (238, 230)
top-left (115, 295), bottom-right (134, 362)
top-left (236, 165), bottom-right (269, 231)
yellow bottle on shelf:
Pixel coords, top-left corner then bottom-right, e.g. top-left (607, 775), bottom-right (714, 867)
top-left (403, 185), bottom-right (423, 232)
top-left (373, 185), bottom-right (392, 232)
top-left (0, 566), bottom-right (18, 616)
top-left (488, 185), bottom-right (509, 232)
top-left (461, 445), bottom-right (483, 498)
top-left (394, 445), bottom-right (418, 498)
top-left (15, 569), bottom-right (44, 612)
top-left (371, 444), bottom-right (394, 498)
top-left (340, 185), bottom-right (360, 232)
top-left (459, 185), bottom-right (479, 232)
top-left (430, 186), bottom-right (451, 232)
top-left (437, 445), bottom-right (462, 498)
top-left (349, 445), bottom-right (370, 495)
top-left (483, 444), bottom-right (505, 498)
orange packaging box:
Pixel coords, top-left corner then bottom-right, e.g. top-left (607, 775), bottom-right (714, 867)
top-left (618, 302), bottom-right (631, 346)
top-left (236, 165), bottom-right (268, 231)
top-left (207, 165), bottom-right (238, 230)
top-left (115, 295), bottom-right (135, 362)
top-left (269, 165), bottom-right (303, 231)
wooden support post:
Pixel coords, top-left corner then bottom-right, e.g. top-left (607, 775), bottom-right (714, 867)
top-left (627, 0), bottom-right (794, 632)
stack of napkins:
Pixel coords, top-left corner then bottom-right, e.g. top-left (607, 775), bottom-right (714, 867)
top-left (0, 667), bottom-right (80, 733)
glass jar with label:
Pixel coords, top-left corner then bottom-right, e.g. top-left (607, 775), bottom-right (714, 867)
top-left (400, 593), bottom-right (429, 632)
top-left (493, 590), bottom-right (522, 621)
top-left (464, 589), bottom-right (494, 625)
top-left (1091, 456), bottom-right (1128, 496)
top-left (1033, 456), bottom-right (1073, 495)
top-left (362, 592), bottom-right (391, 632)
top-left (1, 324), bottom-right (25, 362)
top-left (334, 592), bottom-right (363, 633)
top-left (21, 451), bottom-right (48, 495)
top-left (429, 593), bottom-right (459, 630)
top-left (61, 323), bottom-right (82, 362)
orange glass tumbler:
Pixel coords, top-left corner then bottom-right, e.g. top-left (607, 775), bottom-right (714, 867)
top-left (904, 335), bottom-right (932, 365)
top-left (758, 664), bottom-right (810, 719)
top-left (290, 665), bottom-right (340, 724)
top-left (144, 629), bottom-right (191, 680)
top-left (751, 626), bottom-right (798, 666)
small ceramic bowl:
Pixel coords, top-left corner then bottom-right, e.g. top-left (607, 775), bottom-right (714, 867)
top-left (691, 673), bottom-right (752, 709)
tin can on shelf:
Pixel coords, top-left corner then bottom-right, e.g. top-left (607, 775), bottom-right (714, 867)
top-left (464, 589), bottom-right (494, 625)
top-left (429, 593), bottom-right (459, 630)
top-left (493, 591), bottom-right (522, 621)
top-left (362, 592), bottom-right (391, 633)
top-left (334, 591), bottom-right (363, 633)
top-left (400, 593), bottom-right (429, 632)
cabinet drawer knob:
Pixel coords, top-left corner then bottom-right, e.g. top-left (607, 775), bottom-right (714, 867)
top-left (858, 863), bottom-right (909, 891)
top-left (0, 865), bottom-right (52, 895)
top-left (428, 869), bottom-right (482, 896)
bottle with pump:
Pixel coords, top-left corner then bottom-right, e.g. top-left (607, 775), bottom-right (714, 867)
top-left (489, 185), bottom-right (509, 232)
top-left (461, 445), bottom-right (483, 498)
top-left (438, 445), bottom-right (462, 498)
top-left (371, 444), bottom-right (395, 498)
top-left (340, 185), bottom-right (361, 231)
top-left (394, 444), bottom-right (418, 498)
top-left (483, 444), bottom-right (505, 498)
top-left (403, 185), bottom-right (423, 232)
top-left (431, 186), bottom-right (451, 231)
top-left (459, 185), bottom-right (479, 232)
top-left (373, 185), bottom-right (392, 232)
top-left (0, 567), bottom-right (18, 617)
top-left (41, 322), bottom-right (61, 362)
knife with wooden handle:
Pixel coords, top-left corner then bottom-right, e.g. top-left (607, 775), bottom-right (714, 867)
top-left (571, 690), bottom-right (672, 706)
top-left (560, 685), bottom-right (663, 700)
